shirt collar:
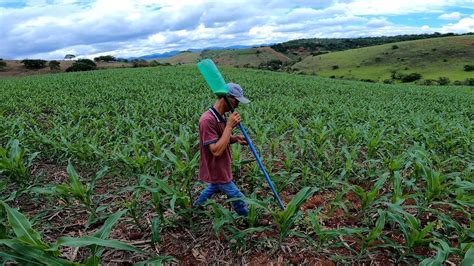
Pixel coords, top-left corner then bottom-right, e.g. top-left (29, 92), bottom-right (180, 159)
top-left (208, 106), bottom-right (226, 123)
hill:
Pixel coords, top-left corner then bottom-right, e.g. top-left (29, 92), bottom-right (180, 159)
top-left (159, 47), bottom-right (291, 68)
top-left (292, 35), bottom-right (474, 84)
top-left (271, 32), bottom-right (473, 60)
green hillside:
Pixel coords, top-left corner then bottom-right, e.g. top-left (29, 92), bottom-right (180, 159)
top-left (292, 35), bottom-right (474, 84)
top-left (160, 47), bottom-right (291, 67)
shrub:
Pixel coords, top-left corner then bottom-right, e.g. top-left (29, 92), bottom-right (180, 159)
top-left (391, 71), bottom-right (403, 80)
top-left (464, 65), bottom-right (474, 71)
top-left (443, 59), bottom-right (447, 62)
top-left (48, 60), bottom-right (61, 71)
top-left (375, 57), bottom-right (382, 63)
top-left (21, 59), bottom-right (47, 69)
top-left (93, 55), bottom-right (116, 62)
top-left (0, 59), bottom-right (6, 70)
top-left (332, 65), bottom-right (339, 70)
top-left (259, 59), bottom-right (283, 71)
top-left (383, 79), bottom-right (394, 84)
top-left (392, 45), bottom-right (399, 49)
top-left (464, 78), bottom-right (474, 86)
top-left (438, 77), bottom-right (450, 86)
top-left (453, 80), bottom-right (463, 86)
top-left (416, 79), bottom-right (438, 86)
top-left (133, 60), bottom-right (150, 68)
top-left (401, 73), bottom-right (422, 83)
top-left (66, 59), bottom-right (97, 72)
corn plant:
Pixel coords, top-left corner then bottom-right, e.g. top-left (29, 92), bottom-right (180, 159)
top-left (55, 163), bottom-right (109, 225)
top-left (387, 202), bottom-right (435, 256)
top-left (352, 173), bottom-right (388, 213)
top-left (272, 187), bottom-right (317, 243)
top-left (0, 201), bottom-right (141, 265)
top-left (419, 239), bottom-right (456, 266)
top-left (137, 175), bottom-right (192, 225)
top-left (461, 246), bottom-right (474, 266)
top-left (0, 139), bottom-right (39, 185)
top-left (423, 167), bottom-right (447, 202)
top-left (307, 210), bottom-right (366, 251)
top-left (360, 210), bottom-right (385, 251)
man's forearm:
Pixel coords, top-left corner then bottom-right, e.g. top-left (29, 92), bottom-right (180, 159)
top-left (211, 126), bottom-right (233, 156)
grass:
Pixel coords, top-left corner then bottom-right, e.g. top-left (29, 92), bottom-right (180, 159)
top-left (160, 47), bottom-right (291, 67)
top-left (293, 35), bottom-right (474, 82)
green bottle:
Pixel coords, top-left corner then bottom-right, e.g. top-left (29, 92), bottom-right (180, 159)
top-left (197, 59), bottom-right (229, 96)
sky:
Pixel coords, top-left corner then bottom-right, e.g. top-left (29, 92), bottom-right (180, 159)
top-left (1, 0), bottom-right (473, 60)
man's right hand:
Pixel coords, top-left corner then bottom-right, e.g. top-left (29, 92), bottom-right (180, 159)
top-left (227, 112), bottom-right (241, 128)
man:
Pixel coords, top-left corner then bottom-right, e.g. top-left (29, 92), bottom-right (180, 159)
top-left (194, 83), bottom-right (250, 216)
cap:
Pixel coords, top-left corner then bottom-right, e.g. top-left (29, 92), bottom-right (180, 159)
top-left (227, 83), bottom-right (250, 104)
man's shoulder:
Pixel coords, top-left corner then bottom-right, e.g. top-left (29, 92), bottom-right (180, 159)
top-left (199, 110), bottom-right (215, 124)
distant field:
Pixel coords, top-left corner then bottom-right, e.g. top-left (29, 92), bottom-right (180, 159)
top-left (0, 60), bottom-right (133, 77)
top-left (293, 35), bottom-right (474, 83)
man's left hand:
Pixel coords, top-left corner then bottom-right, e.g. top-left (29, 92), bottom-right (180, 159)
top-left (236, 135), bottom-right (248, 145)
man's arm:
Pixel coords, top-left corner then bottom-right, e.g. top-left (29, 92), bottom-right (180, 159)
top-left (209, 112), bottom-right (240, 156)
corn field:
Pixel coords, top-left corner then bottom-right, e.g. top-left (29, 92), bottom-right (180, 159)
top-left (0, 66), bottom-right (473, 264)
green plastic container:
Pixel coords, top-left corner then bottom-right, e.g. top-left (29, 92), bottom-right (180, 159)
top-left (197, 59), bottom-right (229, 96)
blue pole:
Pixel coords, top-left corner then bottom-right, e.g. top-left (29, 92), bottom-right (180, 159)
top-left (238, 123), bottom-right (286, 210)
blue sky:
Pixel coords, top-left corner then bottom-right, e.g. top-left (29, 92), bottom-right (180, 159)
top-left (0, 0), bottom-right (473, 59)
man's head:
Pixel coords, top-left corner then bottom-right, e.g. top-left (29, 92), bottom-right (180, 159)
top-left (217, 83), bottom-right (250, 111)
top-left (227, 83), bottom-right (250, 104)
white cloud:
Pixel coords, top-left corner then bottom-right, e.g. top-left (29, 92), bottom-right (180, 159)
top-left (1, 0), bottom-right (473, 59)
top-left (441, 15), bottom-right (474, 32)
top-left (438, 11), bottom-right (462, 20)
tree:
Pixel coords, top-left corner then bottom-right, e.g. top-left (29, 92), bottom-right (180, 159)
top-left (48, 60), bottom-right (61, 71)
top-left (21, 59), bottom-right (47, 69)
top-left (0, 59), bottom-right (6, 70)
top-left (93, 55), bottom-right (116, 62)
top-left (65, 59), bottom-right (96, 72)
top-left (438, 77), bottom-right (450, 85)
top-left (401, 73), bottom-right (422, 83)
top-left (464, 65), bottom-right (474, 72)
top-left (64, 54), bottom-right (76, 60)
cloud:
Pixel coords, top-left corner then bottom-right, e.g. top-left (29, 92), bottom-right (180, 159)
top-left (438, 12), bottom-right (462, 20)
top-left (1, 0), bottom-right (473, 59)
top-left (441, 15), bottom-right (474, 33)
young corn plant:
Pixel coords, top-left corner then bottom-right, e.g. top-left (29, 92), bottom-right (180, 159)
top-left (419, 239), bottom-right (457, 266)
top-left (205, 200), bottom-right (238, 239)
top-left (272, 187), bottom-right (317, 244)
top-left (423, 167), bottom-right (447, 203)
top-left (387, 202), bottom-right (435, 257)
top-left (0, 201), bottom-right (142, 265)
top-left (360, 210), bottom-right (386, 253)
top-left (55, 163), bottom-right (109, 225)
top-left (307, 210), bottom-right (366, 252)
top-left (352, 173), bottom-right (387, 214)
top-left (0, 139), bottom-right (39, 185)
top-left (138, 175), bottom-right (192, 225)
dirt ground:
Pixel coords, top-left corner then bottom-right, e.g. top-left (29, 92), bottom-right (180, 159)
top-left (0, 60), bottom-right (133, 77)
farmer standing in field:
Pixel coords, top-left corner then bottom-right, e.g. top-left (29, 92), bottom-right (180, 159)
top-left (193, 83), bottom-right (250, 216)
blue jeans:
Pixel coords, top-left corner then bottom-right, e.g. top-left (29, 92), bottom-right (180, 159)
top-left (194, 181), bottom-right (249, 216)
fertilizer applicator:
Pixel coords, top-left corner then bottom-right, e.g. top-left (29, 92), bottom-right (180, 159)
top-left (197, 59), bottom-right (285, 210)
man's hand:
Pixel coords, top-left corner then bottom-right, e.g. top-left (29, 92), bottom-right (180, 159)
top-left (227, 112), bottom-right (241, 128)
top-left (235, 135), bottom-right (248, 145)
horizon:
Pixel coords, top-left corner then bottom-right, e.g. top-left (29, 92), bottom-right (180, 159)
top-left (1, 0), bottom-right (473, 60)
